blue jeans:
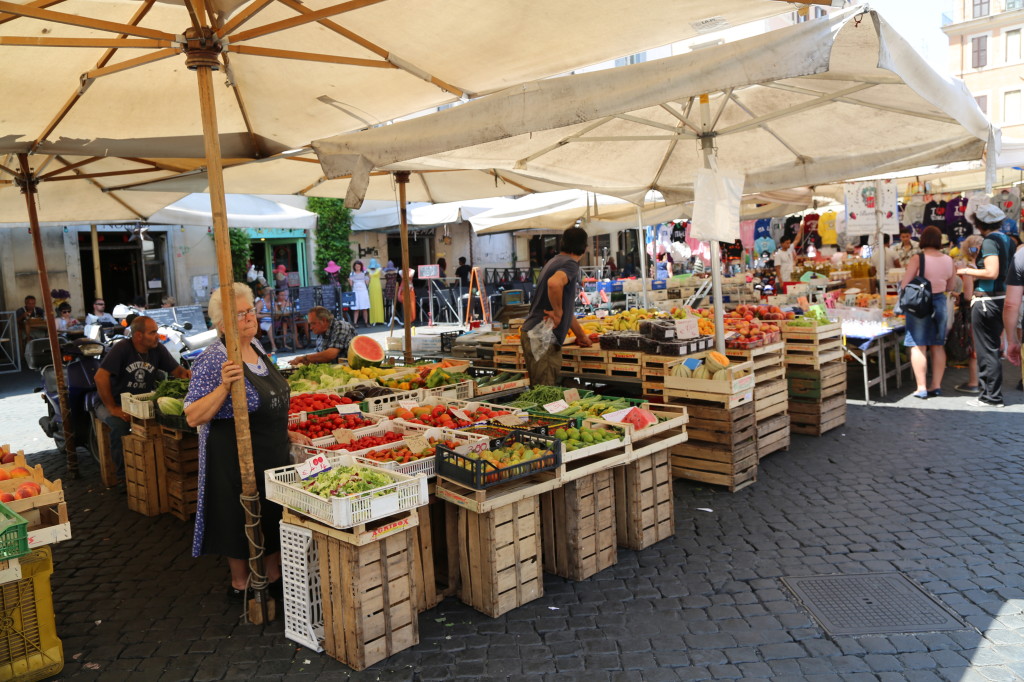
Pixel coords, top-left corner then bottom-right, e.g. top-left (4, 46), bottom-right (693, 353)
top-left (95, 403), bottom-right (130, 477)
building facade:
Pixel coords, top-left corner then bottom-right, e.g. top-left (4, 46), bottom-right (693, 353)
top-left (944, 0), bottom-right (1024, 139)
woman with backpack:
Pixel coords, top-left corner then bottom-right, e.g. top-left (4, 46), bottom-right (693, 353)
top-left (901, 225), bottom-right (956, 399)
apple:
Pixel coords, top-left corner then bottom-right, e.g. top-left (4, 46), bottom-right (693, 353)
top-left (8, 466), bottom-right (30, 478)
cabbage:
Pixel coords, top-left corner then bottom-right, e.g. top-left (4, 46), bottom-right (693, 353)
top-left (157, 397), bottom-right (184, 416)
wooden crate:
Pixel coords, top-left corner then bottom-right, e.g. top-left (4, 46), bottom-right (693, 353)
top-left (790, 394), bottom-right (846, 436)
top-left (641, 381), bottom-right (665, 403)
top-left (608, 363), bottom-right (642, 378)
top-left (451, 496), bottom-right (544, 618)
top-left (756, 413), bottom-right (791, 459)
top-left (540, 469), bottom-right (617, 580)
top-left (129, 414), bottom-right (160, 438)
top-left (780, 320), bottom-right (842, 340)
top-left (671, 438), bottom-right (758, 492)
top-left (642, 355), bottom-right (683, 377)
top-left (787, 361), bottom-right (847, 401)
top-left (495, 358), bottom-right (526, 371)
top-left (165, 473), bottom-right (198, 521)
top-left (560, 357), bottom-right (579, 374)
top-left (315, 524), bottom-right (419, 670)
top-left (613, 448), bottom-right (674, 550)
top-left (606, 350), bottom-right (644, 367)
top-left (123, 434), bottom-right (168, 516)
top-left (578, 360), bottom-right (609, 376)
top-left (754, 379), bottom-right (789, 421)
top-left (683, 401), bottom-right (756, 448)
top-left (569, 348), bottom-right (608, 364)
top-left (161, 427), bottom-right (199, 474)
top-left (784, 341), bottom-right (844, 368)
top-left (92, 417), bottom-right (119, 488)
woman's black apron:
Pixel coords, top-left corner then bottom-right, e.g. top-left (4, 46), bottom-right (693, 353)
top-left (202, 345), bottom-right (290, 559)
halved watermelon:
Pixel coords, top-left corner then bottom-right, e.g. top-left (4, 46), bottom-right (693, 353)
top-left (348, 335), bottom-right (385, 369)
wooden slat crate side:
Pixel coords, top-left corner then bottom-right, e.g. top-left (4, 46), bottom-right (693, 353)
top-left (754, 365), bottom-right (786, 385)
top-left (317, 528), bottom-right (419, 671)
top-left (789, 394), bottom-right (846, 416)
top-left (671, 438), bottom-right (757, 468)
top-left (791, 411), bottom-right (846, 436)
top-left (608, 363), bottom-right (643, 378)
top-left (541, 469), bottom-right (617, 580)
top-left (410, 505), bottom-right (440, 613)
top-left (785, 360), bottom-right (846, 381)
top-left (671, 460), bottom-right (757, 492)
top-left (614, 449), bottom-right (674, 551)
top-left (756, 413), bottom-right (791, 439)
top-left (757, 427), bottom-right (791, 459)
top-left (123, 434), bottom-right (168, 516)
top-left (456, 497), bottom-right (543, 618)
top-left (754, 379), bottom-right (788, 402)
top-left (129, 414), bottom-right (161, 437)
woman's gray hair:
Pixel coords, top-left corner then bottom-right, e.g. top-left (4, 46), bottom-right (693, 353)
top-left (208, 283), bottom-right (254, 329)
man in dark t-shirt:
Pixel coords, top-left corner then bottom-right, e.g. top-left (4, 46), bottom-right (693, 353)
top-left (95, 316), bottom-right (190, 476)
top-left (521, 227), bottom-right (592, 386)
top-left (455, 257), bottom-right (472, 288)
top-left (1002, 244), bottom-right (1024, 373)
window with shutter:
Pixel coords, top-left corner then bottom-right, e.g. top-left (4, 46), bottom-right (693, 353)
top-left (973, 0), bottom-right (990, 18)
top-left (972, 35), bottom-right (988, 68)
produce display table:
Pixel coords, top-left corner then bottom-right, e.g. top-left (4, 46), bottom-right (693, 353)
top-left (842, 326), bottom-right (906, 405)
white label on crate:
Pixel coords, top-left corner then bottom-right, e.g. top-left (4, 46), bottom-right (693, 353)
top-left (406, 436), bottom-right (430, 453)
top-left (602, 407), bottom-right (635, 424)
top-left (332, 428), bottom-right (356, 444)
top-left (449, 408), bottom-right (471, 422)
top-left (336, 403), bottom-right (361, 414)
top-left (543, 399), bottom-right (569, 414)
top-left (563, 388), bottom-right (580, 403)
top-left (370, 494), bottom-right (400, 519)
top-left (495, 414), bottom-right (526, 427)
top-left (296, 454), bottom-right (331, 480)
top-left (398, 400), bottom-right (419, 410)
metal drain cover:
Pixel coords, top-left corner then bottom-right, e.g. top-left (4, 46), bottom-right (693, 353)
top-left (782, 573), bottom-right (966, 636)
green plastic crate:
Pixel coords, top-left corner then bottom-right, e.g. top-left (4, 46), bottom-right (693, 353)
top-left (0, 502), bottom-right (29, 562)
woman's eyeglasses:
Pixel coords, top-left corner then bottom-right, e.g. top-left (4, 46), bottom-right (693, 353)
top-left (235, 307), bottom-right (257, 320)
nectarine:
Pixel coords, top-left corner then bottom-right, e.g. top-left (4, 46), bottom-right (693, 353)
top-left (8, 466), bottom-right (30, 478)
top-left (0, 492), bottom-right (14, 503)
top-left (0, 469), bottom-right (10, 482)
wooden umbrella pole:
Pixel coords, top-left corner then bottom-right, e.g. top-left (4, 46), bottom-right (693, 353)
top-left (192, 51), bottom-right (271, 624)
top-left (91, 224), bottom-right (103, 299)
top-left (396, 171), bottom-right (412, 362)
top-left (17, 154), bottom-right (79, 478)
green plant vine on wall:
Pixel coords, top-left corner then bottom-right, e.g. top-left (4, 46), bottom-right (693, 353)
top-left (308, 197), bottom-right (354, 285)
top-left (209, 227), bottom-right (253, 285)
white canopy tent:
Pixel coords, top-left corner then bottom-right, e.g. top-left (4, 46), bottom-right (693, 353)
top-left (314, 7), bottom-right (998, 349)
top-left (148, 192), bottom-right (317, 229)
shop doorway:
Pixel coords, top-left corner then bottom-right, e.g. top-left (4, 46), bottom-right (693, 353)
top-left (250, 237), bottom-right (308, 288)
top-left (78, 229), bottom-right (169, 308)
top-left (387, 231), bottom-right (434, 271)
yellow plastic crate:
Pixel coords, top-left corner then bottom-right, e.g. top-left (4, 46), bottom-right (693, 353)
top-left (0, 546), bottom-right (63, 682)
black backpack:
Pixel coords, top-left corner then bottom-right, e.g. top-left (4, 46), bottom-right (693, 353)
top-left (898, 253), bottom-right (933, 318)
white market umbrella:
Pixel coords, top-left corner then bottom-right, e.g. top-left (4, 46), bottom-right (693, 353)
top-left (148, 192), bottom-right (317, 228)
top-left (314, 7), bottom-right (997, 350)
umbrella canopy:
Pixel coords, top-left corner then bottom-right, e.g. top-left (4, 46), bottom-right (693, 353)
top-left (0, 0), bottom-right (807, 160)
top-left (115, 152), bottom-right (565, 202)
top-left (148, 192), bottom-right (317, 228)
top-left (314, 8), bottom-right (997, 209)
top-left (0, 154), bottom-right (186, 223)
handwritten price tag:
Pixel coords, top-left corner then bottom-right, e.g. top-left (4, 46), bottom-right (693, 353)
top-left (398, 399), bottom-right (419, 410)
top-left (450, 408), bottom-right (471, 422)
top-left (495, 414), bottom-right (526, 427)
top-left (563, 388), bottom-right (580, 403)
top-left (336, 403), bottom-right (361, 414)
top-left (602, 407), bottom-right (634, 424)
top-left (544, 399), bottom-right (569, 414)
top-left (405, 436), bottom-right (430, 454)
top-left (332, 428), bottom-right (356, 444)
top-left (296, 454), bottom-right (331, 480)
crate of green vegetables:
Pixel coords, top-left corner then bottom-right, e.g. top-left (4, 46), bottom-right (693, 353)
top-left (153, 378), bottom-right (196, 432)
top-left (265, 453), bottom-right (428, 529)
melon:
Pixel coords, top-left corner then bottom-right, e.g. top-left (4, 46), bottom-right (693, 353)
top-left (712, 369), bottom-right (729, 381)
top-left (692, 365), bottom-right (711, 380)
top-left (705, 351), bottom-right (731, 372)
top-left (347, 335), bottom-right (385, 369)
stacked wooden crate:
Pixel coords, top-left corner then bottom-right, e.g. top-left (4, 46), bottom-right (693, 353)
top-left (161, 426), bottom-right (199, 521)
top-left (640, 355), bottom-right (678, 403)
top-left (123, 433), bottom-right (168, 516)
top-left (783, 321), bottom-right (847, 435)
top-left (726, 342), bottom-right (790, 459)
top-left (492, 343), bottom-right (525, 371)
top-left (540, 469), bottom-right (617, 581)
top-left (663, 354), bottom-right (758, 492)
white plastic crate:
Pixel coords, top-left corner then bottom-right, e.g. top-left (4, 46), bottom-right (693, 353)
top-left (360, 426), bottom-right (490, 478)
top-left (266, 454), bottom-right (428, 529)
top-left (121, 391), bottom-right (156, 419)
top-left (280, 522), bottom-right (323, 652)
top-left (305, 412), bottom-right (387, 448)
top-left (421, 379), bottom-right (475, 401)
top-left (446, 399), bottom-right (525, 417)
top-left (362, 388), bottom-right (425, 415)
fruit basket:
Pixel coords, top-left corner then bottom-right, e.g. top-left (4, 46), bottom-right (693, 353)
top-left (266, 453), bottom-right (428, 529)
top-left (436, 430), bottom-right (561, 490)
top-left (0, 501), bottom-right (29, 561)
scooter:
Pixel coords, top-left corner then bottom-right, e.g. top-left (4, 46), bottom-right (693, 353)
top-left (29, 335), bottom-right (107, 459)
top-left (160, 321), bottom-right (218, 365)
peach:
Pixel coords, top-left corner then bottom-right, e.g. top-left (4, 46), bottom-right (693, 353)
top-left (1, 452), bottom-right (15, 464)
top-left (0, 469), bottom-right (10, 482)
top-left (0, 492), bottom-right (14, 503)
top-left (8, 466), bottom-right (30, 478)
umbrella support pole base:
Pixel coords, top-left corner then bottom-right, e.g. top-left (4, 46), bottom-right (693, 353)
top-left (247, 595), bottom-right (276, 624)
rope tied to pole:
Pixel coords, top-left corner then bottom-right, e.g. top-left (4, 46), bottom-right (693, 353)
top-left (239, 491), bottom-right (268, 592)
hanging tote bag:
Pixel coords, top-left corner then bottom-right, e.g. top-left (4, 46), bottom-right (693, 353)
top-left (897, 253), bottom-right (933, 318)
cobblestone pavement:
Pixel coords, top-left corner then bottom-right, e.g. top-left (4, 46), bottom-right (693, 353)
top-left (5, 358), bottom-right (1022, 681)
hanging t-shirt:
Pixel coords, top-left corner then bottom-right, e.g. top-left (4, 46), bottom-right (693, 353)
top-left (739, 221), bottom-right (756, 250)
top-left (769, 217), bottom-right (786, 244)
top-left (923, 199), bottom-right (946, 228)
top-left (818, 210), bottom-right (838, 245)
top-left (801, 213), bottom-right (821, 251)
top-left (782, 216), bottom-right (801, 243)
top-left (995, 187), bottom-right (1021, 222)
top-left (965, 191), bottom-right (989, 223)
top-left (753, 219), bottom-right (772, 240)
top-left (944, 195), bottom-right (970, 243)
top-left (902, 198), bottom-right (926, 227)
top-left (753, 236), bottom-right (777, 258)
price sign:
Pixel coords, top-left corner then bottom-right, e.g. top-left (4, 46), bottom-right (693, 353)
top-left (674, 318), bottom-right (699, 339)
top-left (450, 408), bottom-right (471, 422)
top-left (336, 403), bottom-right (361, 414)
top-left (544, 399), bottom-right (569, 414)
top-left (332, 428), bottom-right (356, 444)
top-left (495, 414), bottom-right (526, 427)
top-left (563, 388), bottom-right (580, 403)
top-left (296, 454), bottom-right (331, 480)
top-left (405, 436), bottom-right (430, 453)
top-left (602, 407), bottom-right (634, 424)
top-left (398, 400), bottom-right (419, 410)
